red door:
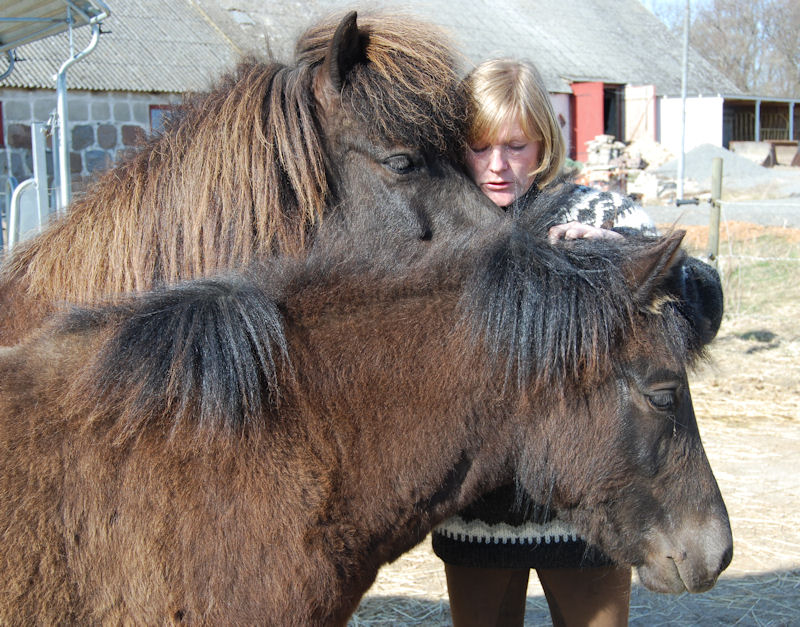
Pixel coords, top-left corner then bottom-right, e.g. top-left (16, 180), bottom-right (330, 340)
top-left (571, 82), bottom-right (604, 163)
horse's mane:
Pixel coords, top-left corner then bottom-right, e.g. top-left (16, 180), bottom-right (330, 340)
top-left (55, 215), bottom-right (702, 440)
top-left (464, 186), bottom-right (700, 396)
top-left (61, 271), bottom-right (292, 442)
top-left (2, 12), bottom-right (465, 306)
top-left (59, 250), bottom-right (468, 440)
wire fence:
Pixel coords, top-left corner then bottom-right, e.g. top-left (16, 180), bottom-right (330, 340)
top-left (659, 216), bottom-right (800, 328)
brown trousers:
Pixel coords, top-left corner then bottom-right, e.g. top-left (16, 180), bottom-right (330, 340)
top-left (444, 564), bottom-right (631, 627)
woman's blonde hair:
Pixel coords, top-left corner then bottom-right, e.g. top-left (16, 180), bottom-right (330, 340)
top-left (463, 58), bottom-right (565, 188)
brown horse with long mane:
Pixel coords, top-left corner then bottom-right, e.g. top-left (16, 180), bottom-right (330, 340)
top-left (0, 207), bottom-right (732, 623)
top-left (0, 10), bottom-right (499, 343)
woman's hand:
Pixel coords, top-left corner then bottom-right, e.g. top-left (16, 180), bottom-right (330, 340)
top-left (547, 221), bottom-right (624, 244)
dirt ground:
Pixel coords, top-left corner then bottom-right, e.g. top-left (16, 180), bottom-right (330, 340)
top-left (349, 224), bottom-right (800, 626)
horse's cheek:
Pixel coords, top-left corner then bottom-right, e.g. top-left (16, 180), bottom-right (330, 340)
top-left (618, 395), bottom-right (672, 481)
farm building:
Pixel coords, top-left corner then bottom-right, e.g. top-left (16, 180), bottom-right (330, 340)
top-left (1, 0), bottom-right (798, 236)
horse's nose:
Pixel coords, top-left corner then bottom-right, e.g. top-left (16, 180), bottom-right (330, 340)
top-left (718, 543), bottom-right (733, 573)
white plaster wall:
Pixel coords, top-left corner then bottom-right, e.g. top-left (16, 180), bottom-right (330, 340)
top-left (550, 92), bottom-right (572, 159)
top-left (659, 95), bottom-right (724, 156)
top-left (1, 88), bottom-right (180, 130)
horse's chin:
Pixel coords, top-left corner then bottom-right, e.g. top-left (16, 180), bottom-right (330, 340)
top-left (636, 556), bottom-right (722, 593)
top-left (636, 559), bottom-right (693, 593)
top-left (638, 516), bottom-right (733, 594)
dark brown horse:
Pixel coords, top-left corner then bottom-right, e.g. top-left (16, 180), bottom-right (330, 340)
top-left (0, 10), bottom-right (499, 344)
top-left (0, 218), bottom-right (731, 624)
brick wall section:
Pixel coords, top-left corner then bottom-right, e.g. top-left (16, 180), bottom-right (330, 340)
top-left (1, 88), bottom-right (181, 197)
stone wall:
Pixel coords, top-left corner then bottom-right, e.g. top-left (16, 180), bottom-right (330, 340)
top-left (1, 87), bottom-right (181, 205)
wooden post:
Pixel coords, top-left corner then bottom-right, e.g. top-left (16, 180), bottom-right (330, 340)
top-left (707, 157), bottom-right (723, 268)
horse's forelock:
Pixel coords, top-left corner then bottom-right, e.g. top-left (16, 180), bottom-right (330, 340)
top-left (297, 12), bottom-right (467, 156)
top-left (465, 224), bottom-right (702, 396)
top-left (465, 232), bottom-right (627, 394)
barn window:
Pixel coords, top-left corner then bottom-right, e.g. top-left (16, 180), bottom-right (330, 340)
top-left (149, 104), bottom-right (175, 133)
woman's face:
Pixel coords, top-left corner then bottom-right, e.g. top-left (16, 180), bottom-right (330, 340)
top-left (465, 118), bottom-right (541, 208)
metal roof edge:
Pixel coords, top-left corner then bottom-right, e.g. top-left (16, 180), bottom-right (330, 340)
top-left (659, 92), bottom-right (799, 103)
top-left (718, 94), bottom-right (800, 104)
top-left (0, 0), bottom-right (110, 55)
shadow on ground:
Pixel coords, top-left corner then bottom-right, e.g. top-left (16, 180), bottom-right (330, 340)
top-left (350, 568), bottom-right (800, 626)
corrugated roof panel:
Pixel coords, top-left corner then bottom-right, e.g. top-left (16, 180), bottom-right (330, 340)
top-left (2, 0), bottom-right (238, 92)
top-left (0, 0), bottom-right (109, 54)
top-left (1, 0), bottom-right (744, 98)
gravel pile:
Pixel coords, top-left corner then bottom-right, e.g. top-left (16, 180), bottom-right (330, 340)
top-left (651, 143), bottom-right (773, 189)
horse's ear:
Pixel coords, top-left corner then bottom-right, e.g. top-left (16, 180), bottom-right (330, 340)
top-left (625, 230), bottom-right (686, 304)
top-left (325, 11), bottom-right (365, 92)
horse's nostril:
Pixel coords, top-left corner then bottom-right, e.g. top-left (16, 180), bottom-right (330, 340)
top-left (720, 545), bottom-right (733, 570)
top-left (419, 228), bottom-right (432, 241)
top-left (666, 550), bottom-right (688, 563)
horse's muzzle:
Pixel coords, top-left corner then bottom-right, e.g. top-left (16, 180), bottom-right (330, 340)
top-left (638, 518), bottom-right (733, 593)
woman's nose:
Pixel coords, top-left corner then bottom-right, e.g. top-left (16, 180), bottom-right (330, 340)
top-left (488, 147), bottom-right (507, 172)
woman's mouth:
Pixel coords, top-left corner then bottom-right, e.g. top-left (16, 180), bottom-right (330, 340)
top-left (483, 181), bottom-right (511, 190)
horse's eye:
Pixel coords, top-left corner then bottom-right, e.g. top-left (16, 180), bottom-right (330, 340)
top-left (646, 390), bottom-right (676, 412)
top-left (383, 154), bottom-right (415, 174)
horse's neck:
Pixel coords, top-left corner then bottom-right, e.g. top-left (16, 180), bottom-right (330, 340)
top-left (285, 277), bottom-right (512, 560)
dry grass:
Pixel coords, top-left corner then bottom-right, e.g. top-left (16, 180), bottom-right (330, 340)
top-left (678, 221), bottom-right (800, 339)
top-left (350, 223), bottom-right (800, 626)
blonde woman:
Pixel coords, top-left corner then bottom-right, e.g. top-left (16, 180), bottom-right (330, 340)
top-left (432, 59), bottom-right (655, 627)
